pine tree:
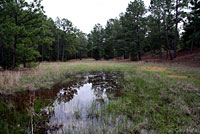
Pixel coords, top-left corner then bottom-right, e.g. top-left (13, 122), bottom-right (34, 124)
top-left (183, 0), bottom-right (200, 54)
top-left (124, 0), bottom-right (146, 60)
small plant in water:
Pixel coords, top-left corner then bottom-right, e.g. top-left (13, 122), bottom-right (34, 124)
top-left (87, 101), bottom-right (100, 119)
top-left (74, 110), bottom-right (81, 119)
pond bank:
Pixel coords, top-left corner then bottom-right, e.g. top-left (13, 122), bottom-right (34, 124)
top-left (0, 61), bottom-right (200, 133)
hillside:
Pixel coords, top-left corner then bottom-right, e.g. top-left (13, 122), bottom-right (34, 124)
top-left (143, 49), bottom-right (200, 67)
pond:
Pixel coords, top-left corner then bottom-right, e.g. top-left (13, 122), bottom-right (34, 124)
top-left (0, 71), bottom-right (129, 134)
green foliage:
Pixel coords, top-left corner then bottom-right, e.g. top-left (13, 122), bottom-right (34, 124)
top-left (0, 0), bottom-right (44, 69)
top-left (1, 61), bottom-right (199, 133)
top-left (88, 24), bottom-right (104, 60)
top-left (54, 17), bottom-right (88, 61)
top-left (87, 0), bottom-right (198, 61)
top-left (103, 68), bottom-right (200, 133)
top-left (0, 102), bottom-right (29, 134)
top-left (87, 0), bottom-right (147, 61)
top-left (0, 1), bottom-right (89, 69)
top-left (0, 0), bottom-right (199, 69)
top-left (182, 0), bottom-right (200, 50)
top-left (26, 62), bottom-right (40, 68)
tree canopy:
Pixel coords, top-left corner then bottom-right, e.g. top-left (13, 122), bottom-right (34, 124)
top-left (0, 0), bottom-right (199, 69)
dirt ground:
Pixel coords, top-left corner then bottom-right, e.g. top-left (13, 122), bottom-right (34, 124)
top-left (52, 48), bottom-right (200, 68)
top-left (142, 48), bottom-right (200, 68)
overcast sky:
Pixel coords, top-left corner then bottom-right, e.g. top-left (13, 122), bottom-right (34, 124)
top-left (41, 0), bottom-right (150, 33)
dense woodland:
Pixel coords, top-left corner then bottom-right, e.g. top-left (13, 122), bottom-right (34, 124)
top-left (0, 0), bottom-right (199, 69)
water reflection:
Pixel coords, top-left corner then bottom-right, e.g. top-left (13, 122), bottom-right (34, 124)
top-left (0, 71), bottom-right (123, 134)
top-left (46, 71), bottom-right (122, 133)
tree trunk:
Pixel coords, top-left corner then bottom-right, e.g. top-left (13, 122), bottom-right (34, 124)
top-left (158, 21), bottom-right (162, 59)
top-left (9, 43), bottom-right (11, 66)
top-left (13, 9), bottom-right (18, 69)
top-left (23, 44), bottom-right (26, 68)
top-left (174, 0), bottom-right (179, 58)
top-left (166, 47), bottom-right (169, 59)
top-left (137, 29), bottom-right (142, 60)
top-left (164, 39), bottom-right (169, 59)
top-left (164, 17), bottom-right (173, 60)
top-left (65, 52), bottom-right (68, 61)
top-left (123, 51), bottom-right (126, 59)
top-left (12, 36), bottom-right (17, 69)
top-left (162, 4), bottom-right (173, 61)
top-left (57, 37), bottom-right (59, 61)
top-left (190, 39), bottom-right (194, 54)
top-left (80, 51), bottom-right (82, 60)
top-left (62, 44), bottom-right (64, 61)
top-left (165, 29), bottom-right (173, 60)
top-left (138, 49), bottom-right (141, 60)
top-left (49, 50), bottom-right (51, 61)
top-left (42, 44), bottom-right (44, 62)
top-left (0, 32), bottom-right (4, 68)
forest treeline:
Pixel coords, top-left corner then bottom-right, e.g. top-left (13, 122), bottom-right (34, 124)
top-left (0, 0), bottom-right (199, 69)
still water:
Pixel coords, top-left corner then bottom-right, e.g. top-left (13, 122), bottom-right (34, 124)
top-left (0, 71), bottom-right (123, 134)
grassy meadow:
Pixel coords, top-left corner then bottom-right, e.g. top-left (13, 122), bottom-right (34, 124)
top-left (0, 60), bottom-right (200, 133)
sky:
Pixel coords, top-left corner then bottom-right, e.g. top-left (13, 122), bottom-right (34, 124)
top-left (41, 0), bottom-right (151, 34)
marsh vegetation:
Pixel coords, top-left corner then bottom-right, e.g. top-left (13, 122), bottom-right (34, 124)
top-left (1, 0), bottom-right (200, 133)
top-left (0, 61), bottom-right (200, 133)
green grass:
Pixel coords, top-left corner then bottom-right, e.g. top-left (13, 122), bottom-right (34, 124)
top-left (105, 70), bottom-right (200, 133)
top-left (0, 60), bottom-right (200, 133)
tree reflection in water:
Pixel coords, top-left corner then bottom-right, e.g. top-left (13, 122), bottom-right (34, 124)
top-left (0, 71), bottom-right (123, 134)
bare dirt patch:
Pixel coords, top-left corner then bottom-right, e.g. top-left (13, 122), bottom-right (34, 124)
top-left (142, 48), bottom-right (200, 68)
top-left (168, 75), bottom-right (188, 79)
top-left (139, 66), bottom-right (168, 72)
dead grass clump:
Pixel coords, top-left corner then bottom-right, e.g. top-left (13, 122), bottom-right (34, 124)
top-left (140, 66), bottom-right (168, 72)
top-left (0, 71), bottom-right (22, 89)
top-left (0, 75), bottom-right (3, 89)
top-left (0, 62), bottom-right (68, 92)
top-left (168, 75), bottom-right (188, 79)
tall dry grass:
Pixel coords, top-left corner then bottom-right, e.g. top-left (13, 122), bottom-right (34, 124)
top-left (0, 62), bottom-right (65, 92)
top-left (0, 61), bottom-right (124, 93)
top-left (0, 71), bottom-right (22, 90)
top-left (1, 60), bottom-right (199, 94)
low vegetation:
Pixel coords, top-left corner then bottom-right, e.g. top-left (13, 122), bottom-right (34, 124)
top-left (0, 60), bottom-right (199, 133)
top-left (1, 0), bottom-right (199, 133)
